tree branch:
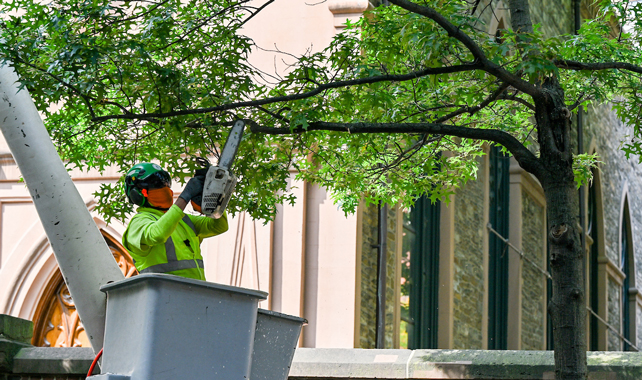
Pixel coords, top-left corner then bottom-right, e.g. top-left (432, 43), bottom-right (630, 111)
top-left (238, 0), bottom-right (275, 28)
top-left (247, 120), bottom-right (543, 176)
top-left (498, 93), bottom-right (536, 110)
top-left (386, 0), bottom-right (542, 99)
top-left (105, 0), bottom-right (171, 27)
top-left (12, 57), bottom-right (131, 118)
top-left (90, 62), bottom-right (484, 122)
top-left (554, 59), bottom-right (642, 74)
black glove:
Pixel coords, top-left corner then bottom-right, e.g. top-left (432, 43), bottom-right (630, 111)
top-left (190, 165), bottom-right (210, 212)
top-left (179, 177), bottom-right (204, 202)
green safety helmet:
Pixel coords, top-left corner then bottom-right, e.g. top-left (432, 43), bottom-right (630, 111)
top-left (124, 162), bottom-right (171, 206)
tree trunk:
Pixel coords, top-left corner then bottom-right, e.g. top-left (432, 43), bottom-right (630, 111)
top-left (508, 0), bottom-right (534, 33)
top-left (534, 78), bottom-right (587, 380)
top-left (543, 178), bottom-right (587, 380)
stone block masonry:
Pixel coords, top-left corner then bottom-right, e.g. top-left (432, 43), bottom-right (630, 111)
top-left (0, 316), bottom-right (33, 375)
top-left (453, 158), bottom-right (486, 349)
top-left (521, 192), bottom-right (546, 350)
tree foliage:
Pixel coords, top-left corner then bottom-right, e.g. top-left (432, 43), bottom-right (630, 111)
top-left (0, 0), bottom-right (292, 221)
top-left (1, 0), bottom-right (637, 223)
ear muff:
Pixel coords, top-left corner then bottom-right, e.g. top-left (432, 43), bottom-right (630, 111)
top-left (125, 175), bottom-right (147, 206)
top-left (128, 187), bottom-right (145, 206)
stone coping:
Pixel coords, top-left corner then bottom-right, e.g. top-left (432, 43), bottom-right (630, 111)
top-left (0, 315), bottom-right (32, 344)
top-left (11, 347), bottom-right (94, 375)
top-left (5, 347), bottom-right (642, 379)
top-left (289, 349), bottom-right (642, 379)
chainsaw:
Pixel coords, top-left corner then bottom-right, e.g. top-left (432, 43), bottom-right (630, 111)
top-left (192, 120), bottom-right (245, 219)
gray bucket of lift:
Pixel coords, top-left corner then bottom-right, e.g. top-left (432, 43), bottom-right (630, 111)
top-left (96, 274), bottom-right (267, 380)
top-left (250, 309), bottom-right (306, 380)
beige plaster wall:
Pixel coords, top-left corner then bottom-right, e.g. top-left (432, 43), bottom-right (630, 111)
top-left (242, 0), bottom-right (336, 77)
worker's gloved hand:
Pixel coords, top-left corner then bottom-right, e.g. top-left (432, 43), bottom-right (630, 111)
top-left (189, 166), bottom-right (209, 213)
top-left (191, 194), bottom-right (203, 213)
top-left (179, 177), bottom-right (204, 202)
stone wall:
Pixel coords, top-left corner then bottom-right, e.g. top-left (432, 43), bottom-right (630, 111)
top-left (474, 0), bottom-right (573, 39)
top-left (637, 306), bottom-right (642, 349)
top-left (521, 191), bottom-right (546, 350)
top-left (453, 158), bottom-right (486, 349)
top-left (529, 0), bottom-right (573, 38)
top-left (583, 102), bottom-right (642, 350)
top-left (584, 103), bottom-right (642, 278)
top-left (368, 0), bottom-right (642, 353)
top-left (608, 278), bottom-right (622, 351)
top-left (0, 315), bottom-right (90, 380)
top-left (359, 203), bottom-right (398, 349)
top-left (385, 206), bottom-right (398, 347)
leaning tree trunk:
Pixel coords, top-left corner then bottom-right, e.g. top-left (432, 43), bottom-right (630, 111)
top-left (535, 78), bottom-right (587, 380)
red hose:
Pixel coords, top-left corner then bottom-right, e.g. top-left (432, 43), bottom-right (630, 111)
top-left (87, 348), bottom-right (103, 377)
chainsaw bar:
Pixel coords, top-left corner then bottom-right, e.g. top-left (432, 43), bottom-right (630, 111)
top-left (217, 120), bottom-right (245, 170)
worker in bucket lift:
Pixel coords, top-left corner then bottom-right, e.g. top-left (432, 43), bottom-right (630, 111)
top-left (122, 162), bottom-right (228, 280)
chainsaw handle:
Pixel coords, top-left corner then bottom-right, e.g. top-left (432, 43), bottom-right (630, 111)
top-left (195, 167), bottom-right (209, 177)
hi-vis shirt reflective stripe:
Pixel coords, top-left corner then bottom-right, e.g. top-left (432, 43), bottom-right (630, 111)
top-left (139, 215), bottom-right (202, 274)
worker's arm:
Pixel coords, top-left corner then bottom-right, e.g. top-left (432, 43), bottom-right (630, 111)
top-left (126, 205), bottom-right (185, 254)
top-left (175, 197), bottom-right (189, 211)
top-left (189, 212), bottom-right (229, 238)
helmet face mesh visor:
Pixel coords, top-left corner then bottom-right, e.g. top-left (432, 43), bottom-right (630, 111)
top-left (140, 171), bottom-right (171, 189)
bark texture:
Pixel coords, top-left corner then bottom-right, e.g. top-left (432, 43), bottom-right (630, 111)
top-left (533, 79), bottom-right (587, 380)
top-left (508, 0), bottom-right (534, 33)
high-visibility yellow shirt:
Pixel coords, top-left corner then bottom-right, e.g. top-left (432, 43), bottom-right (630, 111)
top-left (122, 205), bottom-right (228, 280)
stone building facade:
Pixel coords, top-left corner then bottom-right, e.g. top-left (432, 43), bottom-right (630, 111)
top-left (355, 0), bottom-right (642, 353)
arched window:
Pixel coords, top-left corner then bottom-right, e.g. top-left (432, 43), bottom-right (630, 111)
top-left (31, 233), bottom-right (137, 347)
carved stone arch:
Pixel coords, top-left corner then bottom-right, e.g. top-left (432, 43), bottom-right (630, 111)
top-left (30, 229), bottom-right (137, 347)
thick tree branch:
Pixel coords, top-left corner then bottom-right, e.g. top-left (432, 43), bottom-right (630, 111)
top-left (247, 120), bottom-right (543, 176)
top-left (386, 0), bottom-right (542, 99)
top-left (90, 62), bottom-right (483, 122)
top-left (554, 59), bottom-right (642, 74)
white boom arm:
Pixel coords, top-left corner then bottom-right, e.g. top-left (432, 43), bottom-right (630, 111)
top-left (0, 63), bottom-right (124, 354)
